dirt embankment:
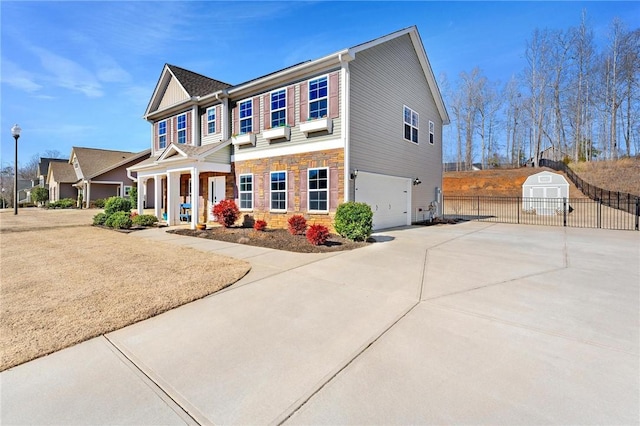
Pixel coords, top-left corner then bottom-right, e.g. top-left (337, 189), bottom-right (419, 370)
top-left (443, 167), bottom-right (588, 198)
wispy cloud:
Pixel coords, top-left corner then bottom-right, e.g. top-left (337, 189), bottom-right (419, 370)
top-left (1, 59), bottom-right (42, 93)
top-left (30, 47), bottom-right (103, 98)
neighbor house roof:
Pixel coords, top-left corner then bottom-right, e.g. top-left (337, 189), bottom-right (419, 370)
top-left (38, 158), bottom-right (68, 177)
top-left (71, 147), bottom-right (139, 180)
top-left (47, 161), bottom-right (76, 184)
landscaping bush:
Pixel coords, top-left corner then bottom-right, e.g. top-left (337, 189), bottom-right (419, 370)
top-left (253, 219), bottom-right (267, 231)
top-left (132, 214), bottom-right (158, 227)
top-left (48, 198), bottom-right (75, 209)
top-left (334, 202), bottom-right (373, 241)
top-left (31, 187), bottom-right (48, 205)
top-left (92, 212), bottom-right (108, 226)
top-left (94, 198), bottom-right (106, 209)
top-left (104, 211), bottom-right (132, 229)
top-left (288, 215), bottom-right (307, 235)
top-left (212, 199), bottom-right (240, 227)
top-left (104, 196), bottom-right (131, 216)
top-left (306, 224), bottom-right (329, 246)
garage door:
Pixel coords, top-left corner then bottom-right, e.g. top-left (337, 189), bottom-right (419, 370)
top-left (355, 172), bottom-right (411, 230)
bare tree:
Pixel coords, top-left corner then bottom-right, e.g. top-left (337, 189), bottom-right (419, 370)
top-left (525, 28), bottom-right (551, 167)
top-left (619, 28), bottom-right (639, 157)
top-left (459, 67), bottom-right (484, 170)
top-left (19, 154), bottom-right (40, 180)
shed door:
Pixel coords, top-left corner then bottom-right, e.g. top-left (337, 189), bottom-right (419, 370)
top-left (355, 172), bottom-right (411, 230)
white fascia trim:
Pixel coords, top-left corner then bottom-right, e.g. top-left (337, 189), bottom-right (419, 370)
top-left (88, 180), bottom-right (124, 185)
top-left (232, 138), bottom-right (344, 162)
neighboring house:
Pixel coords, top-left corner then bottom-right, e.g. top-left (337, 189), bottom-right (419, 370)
top-left (47, 147), bottom-right (151, 207)
top-left (37, 157), bottom-right (68, 188)
top-left (47, 162), bottom-right (77, 202)
top-left (443, 162), bottom-right (483, 172)
top-left (128, 26), bottom-right (449, 230)
top-left (17, 179), bottom-right (32, 206)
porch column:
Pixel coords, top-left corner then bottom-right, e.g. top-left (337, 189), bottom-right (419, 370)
top-left (137, 179), bottom-right (145, 214)
top-left (190, 167), bottom-right (199, 230)
top-left (154, 176), bottom-right (162, 220)
top-left (167, 172), bottom-right (180, 225)
top-left (85, 181), bottom-right (91, 208)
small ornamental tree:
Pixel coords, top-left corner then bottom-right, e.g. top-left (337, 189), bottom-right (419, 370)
top-left (212, 199), bottom-right (240, 227)
top-left (31, 187), bottom-right (48, 205)
top-left (306, 224), bottom-right (329, 246)
top-left (287, 215), bottom-right (307, 235)
top-left (334, 202), bottom-right (373, 241)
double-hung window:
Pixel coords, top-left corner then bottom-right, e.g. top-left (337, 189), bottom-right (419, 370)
top-left (270, 171), bottom-right (286, 211)
top-left (239, 100), bottom-right (252, 134)
top-left (309, 76), bottom-right (328, 119)
top-left (270, 90), bottom-right (286, 128)
top-left (158, 120), bottom-right (167, 149)
top-left (429, 121), bottom-right (435, 144)
top-left (403, 106), bottom-right (419, 143)
top-left (308, 168), bottom-right (328, 212)
top-left (239, 174), bottom-right (253, 210)
top-left (177, 113), bottom-right (187, 144)
top-left (207, 107), bottom-right (216, 134)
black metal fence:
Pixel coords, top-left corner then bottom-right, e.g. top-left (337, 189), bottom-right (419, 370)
top-left (443, 196), bottom-right (640, 231)
top-left (539, 159), bottom-right (639, 215)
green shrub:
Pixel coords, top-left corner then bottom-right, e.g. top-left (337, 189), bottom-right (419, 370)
top-left (132, 214), bottom-right (158, 227)
top-left (104, 196), bottom-right (131, 216)
top-left (49, 198), bottom-right (76, 209)
top-left (94, 198), bottom-right (106, 209)
top-left (93, 212), bottom-right (108, 226)
top-left (31, 187), bottom-right (49, 204)
top-left (105, 211), bottom-right (132, 229)
top-left (334, 202), bottom-right (373, 241)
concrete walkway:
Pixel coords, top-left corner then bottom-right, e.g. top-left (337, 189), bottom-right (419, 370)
top-left (2, 222), bottom-right (638, 425)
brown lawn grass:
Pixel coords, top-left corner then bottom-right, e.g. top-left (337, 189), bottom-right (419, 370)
top-left (570, 157), bottom-right (640, 196)
top-left (0, 208), bottom-right (250, 371)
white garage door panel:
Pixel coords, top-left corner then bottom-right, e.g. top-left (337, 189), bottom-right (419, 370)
top-left (356, 172), bottom-right (410, 230)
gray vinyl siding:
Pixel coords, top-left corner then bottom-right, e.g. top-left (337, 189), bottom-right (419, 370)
top-left (349, 34), bottom-right (444, 220)
top-left (204, 145), bottom-right (231, 164)
top-left (232, 71), bottom-right (342, 155)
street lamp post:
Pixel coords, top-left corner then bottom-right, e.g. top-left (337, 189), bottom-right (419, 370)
top-left (11, 124), bottom-right (21, 215)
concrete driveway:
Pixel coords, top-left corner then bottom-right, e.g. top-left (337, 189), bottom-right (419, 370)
top-left (2, 222), bottom-right (638, 425)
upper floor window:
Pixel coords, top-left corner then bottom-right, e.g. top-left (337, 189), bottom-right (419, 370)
top-left (309, 76), bottom-right (328, 119)
top-left (270, 171), bottom-right (286, 211)
top-left (158, 120), bottom-right (167, 149)
top-left (177, 114), bottom-right (187, 144)
top-left (308, 168), bottom-right (328, 212)
top-left (239, 174), bottom-right (253, 210)
top-left (403, 106), bottom-right (419, 143)
top-left (429, 121), bottom-right (435, 144)
top-left (239, 100), bottom-right (252, 134)
top-left (271, 90), bottom-right (286, 128)
top-left (207, 107), bottom-right (216, 134)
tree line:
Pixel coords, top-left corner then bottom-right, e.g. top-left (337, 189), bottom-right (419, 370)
top-left (442, 11), bottom-right (639, 170)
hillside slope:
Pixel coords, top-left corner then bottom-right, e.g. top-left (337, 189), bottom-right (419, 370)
top-left (443, 167), bottom-right (588, 198)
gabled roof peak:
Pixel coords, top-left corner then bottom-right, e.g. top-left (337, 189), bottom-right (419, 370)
top-left (165, 64), bottom-right (232, 97)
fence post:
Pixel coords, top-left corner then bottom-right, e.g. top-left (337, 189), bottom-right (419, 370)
top-left (635, 197), bottom-right (639, 231)
top-left (477, 196), bottom-right (480, 220)
top-left (517, 196), bottom-right (520, 224)
top-left (597, 198), bottom-right (602, 229)
top-left (563, 197), bottom-right (567, 227)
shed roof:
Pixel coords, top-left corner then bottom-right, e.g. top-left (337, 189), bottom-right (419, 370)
top-left (523, 171), bottom-right (569, 186)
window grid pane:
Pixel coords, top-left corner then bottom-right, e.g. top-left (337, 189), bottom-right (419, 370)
top-left (403, 106), bottom-right (419, 144)
top-left (270, 172), bottom-right (286, 210)
top-left (239, 174), bottom-right (253, 210)
top-left (308, 168), bottom-right (328, 212)
top-left (208, 108), bottom-right (216, 134)
top-left (239, 101), bottom-right (252, 134)
top-left (309, 77), bottom-right (328, 119)
top-left (271, 90), bottom-right (287, 127)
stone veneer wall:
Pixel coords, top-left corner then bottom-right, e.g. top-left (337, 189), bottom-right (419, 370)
top-left (233, 148), bottom-right (344, 231)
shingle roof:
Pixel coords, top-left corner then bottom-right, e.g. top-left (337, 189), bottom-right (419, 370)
top-left (72, 147), bottom-right (138, 179)
top-left (49, 162), bottom-right (77, 183)
top-left (166, 64), bottom-right (232, 97)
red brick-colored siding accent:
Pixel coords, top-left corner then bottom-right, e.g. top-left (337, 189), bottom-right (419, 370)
top-left (299, 81), bottom-right (308, 123)
top-left (234, 148), bottom-right (344, 231)
top-left (329, 71), bottom-right (339, 119)
top-left (287, 86), bottom-right (295, 126)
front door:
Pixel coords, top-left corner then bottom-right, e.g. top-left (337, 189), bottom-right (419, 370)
top-left (208, 176), bottom-right (226, 222)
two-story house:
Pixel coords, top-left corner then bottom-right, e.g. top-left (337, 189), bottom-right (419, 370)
top-left (128, 26), bottom-right (449, 231)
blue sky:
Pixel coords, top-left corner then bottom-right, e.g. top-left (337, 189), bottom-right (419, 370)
top-left (1, 1), bottom-right (638, 169)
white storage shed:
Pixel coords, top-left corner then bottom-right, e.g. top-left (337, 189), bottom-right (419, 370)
top-left (522, 171), bottom-right (570, 215)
